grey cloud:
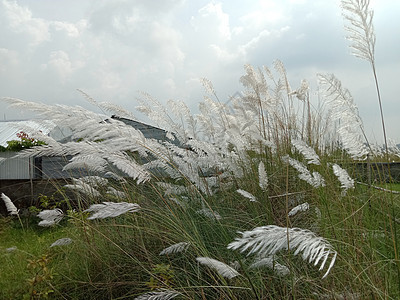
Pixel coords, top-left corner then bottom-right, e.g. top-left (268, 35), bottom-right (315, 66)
top-left (1, 0), bottom-right (399, 143)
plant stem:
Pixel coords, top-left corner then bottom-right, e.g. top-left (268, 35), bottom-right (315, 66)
top-left (371, 60), bottom-right (400, 293)
top-left (371, 62), bottom-right (388, 158)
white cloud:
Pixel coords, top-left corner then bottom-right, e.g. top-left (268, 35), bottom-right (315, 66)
top-left (0, 0), bottom-right (399, 143)
top-left (209, 44), bottom-right (238, 62)
top-left (239, 30), bottom-right (271, 55)
top-left (0, 48), bottom-right (18, 72)
top-left (41, 51), bottom-right (75, 83)
top-left (52, 20), bottom-right (86, 38)
top-left (240, 1), bottom-right (286, 29)
top-left (191, 2), bottom-right (231, 42)
top-left (1, 0), bottom-right (50, 46)
top-left (149, 22), bottom-right (185, 65)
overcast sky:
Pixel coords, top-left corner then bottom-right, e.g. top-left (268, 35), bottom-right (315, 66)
top-left (0, 0), bottom-right (399, 143)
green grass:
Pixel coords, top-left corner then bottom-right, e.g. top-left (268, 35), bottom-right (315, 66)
top-left (2, 167), bottom-right (400, 299)
top-left (0, 217), bottom-right (78, 299)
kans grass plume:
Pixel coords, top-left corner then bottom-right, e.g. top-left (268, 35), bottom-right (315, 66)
top-left (237, 189), bottom-right (257, 202)
top-left (332, 164), bottom-right (355, 194)
top-left (341, 0), bottom-right (375, 64)
top-left (282, 155), bottom-right (326, 188)
top-left (37, 208), bottom-right (64, 227)
top-left (258, 161), bottom-right (268, 191)
top-left (134, 289), bottom-right (181, 300)
top-left (288, 202), bottom-right (310, 217)
top-left (291, 139), bottom-right (321, 165)
top-left (64, 179), bottom-right (101, 197)
top-left (196, 207), bottom-right (222, 221)
top-left (159, 242), bottom-right (190, 256)
top-left (249, 256), bottom-right (290, 277)
top-left (50, 238), bottom-right (73, 247)
top-left (1, 193), bottom-right (19, 215)
top-left (84, 202), bottom-right (140, 220)
top-left (228, 225), bottom-right (337, 279)
top-left (196, 257), bottom-right (240, 279)
top-left (318, 73), bottom-right (369, 159)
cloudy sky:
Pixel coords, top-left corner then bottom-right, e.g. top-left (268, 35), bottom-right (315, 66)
top-left (0, 0), bottom-right (399, 143)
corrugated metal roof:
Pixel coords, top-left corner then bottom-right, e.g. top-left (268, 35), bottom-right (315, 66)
top-left (0, 120), bottom-right (55, 147)
top-left (111, 115), bottom-right (181, 146)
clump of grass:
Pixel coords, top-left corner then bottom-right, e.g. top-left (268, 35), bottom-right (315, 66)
top-left (1, 0), bottom-right (399, 299)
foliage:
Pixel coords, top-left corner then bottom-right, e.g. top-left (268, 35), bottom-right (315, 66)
top-left (0, 131), bottom-right (46, 152)
top-left (25, 254), bottom-right (55, 299)
top-left (145, 264), bottom-right (176, 290)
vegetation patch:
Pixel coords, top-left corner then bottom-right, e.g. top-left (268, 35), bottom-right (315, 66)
top-left (1, 1), bottom-right (400, 299)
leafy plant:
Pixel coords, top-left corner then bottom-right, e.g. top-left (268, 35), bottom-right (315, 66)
top-left (25, 254), bottom-right (55, 300)
top-left (0, 131), bottom-right (46, 152)
top-left (145, 264), bottom-right (176, 290)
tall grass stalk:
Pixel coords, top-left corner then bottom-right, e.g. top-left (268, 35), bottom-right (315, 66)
top-left (342, 0), bottom-right (400, 290)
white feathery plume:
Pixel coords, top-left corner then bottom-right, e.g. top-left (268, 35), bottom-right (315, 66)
top-left (134, 289), bottom-right (181, 300)
top-left (196, 208), bottom-right (222, 221)
top-left (249, 256), bottom-right (290, 277)
top-left (288, 202), bottom-right (310, 217)
top-left (106, 187), bottom-right (126, 198)
top-left (50, 238), bottom-right (73, 247)
top-left (64, 180), bottom-right (101, 197)
top-left (318, 73), bottom-right (369, 159)
top-left (237, 189), bottom-right (257, 202)
top-left (387, 139), bottom-right (400, 158)
top-left (62, 159), bottom-right (107, 173)
top-left (258, 161), bottom-right (268, 191)
top-left (282, 156), bottom-right (326, 188)
top-left (84, 202), bottom-right (140, 220)
top-left (227, 225), bottom-right (337, 279)
top-left (1, 193), bottom-right (19, 215)
top-left (77, 89), bottom-right (137, 120)
top-left (332, 164), bottom-right (355, 193)
top-left (289, 79), bottom-right (309, 101)
top-left (136, 92), bottom-right (185, 142)
top-left (201, 78), bottom-right (216, 95)
top-left (274, 59), bottom-right (291, 94)
top-left (167, 99), bottom-right (197, 141)
top-left (310, 172), bottom-right (326, 188)
top-left (156, 182), bottom-right (188, 196)
top-left (107, 153), bottom-right (151, 184)
top-left (196, 257), bottom-right (240, 279)
top-left (169, 197), bottom-right (188, 208)
top-left (369, 142), bottom-right (384, 158)
top-left (105, 171), bottom-right (127, 182)
top-left (99, 102), bottom-right (137, 120)
top-left (291, 140), bottom-right (321, 165)
top-left (341, 0), bottom-right (375, 64)
top-left (79, 176), bottom-right (108, 187)
top-left (388, 139), bottom-right (400, 157)
top-left (159, 242), bottom-right (190, 255)
top-left (37, 208), bottom-right (64, 227)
